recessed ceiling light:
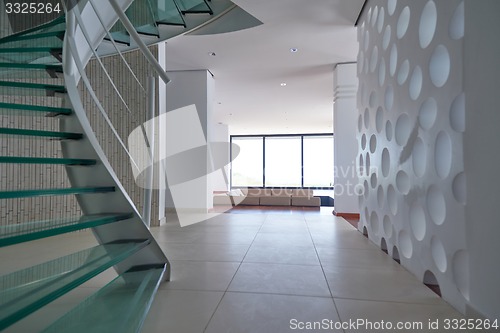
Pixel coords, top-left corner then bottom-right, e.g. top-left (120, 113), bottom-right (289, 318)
top-left (290, 48), bottom-right (298, 53)
top-left (280, 83), bottom-right (287, 86)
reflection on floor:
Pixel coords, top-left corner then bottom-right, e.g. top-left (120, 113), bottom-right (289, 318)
top-left (1, 207), bottom-right (464, 333)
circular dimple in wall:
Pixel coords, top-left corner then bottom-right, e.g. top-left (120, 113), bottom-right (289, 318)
top-left (409, 201), bottom-right (426, 241)
top-left (450, 92), bottom-right (465, 132)
top-left (431, 237), bottom-right (447, 272)
top-left (427, 185), bottom-right (446, 225)
top-left (370, 211), bottom-right (380, 235)
top-left (452, 250), bottom-right (470, 300)
top-left (389, 44), bottom-right (398, 76)
top-left (364, 108), bottom-right (370, 128)
top-left (379, 58), bottom-right (386, 87)
top-left (430, 45), bottom-right (451, 87)
top-left (377, 185), bottom-right (384, 207)
top-left (399, 230), bottom-right (413, 259)
top-left (386, 120), bottom-right (393, 141)
top-left (371, 173), bottom-right (378, 189)
top-left (397, 6), bottom-right (410, 39)
top-left (395, 113), bottom-right (410, 146)
top-left (372, 6), bottom-right (379, 27)
top-left (377, 7), bottom-right (385, 33)
top-left (387, 0), bottom-right (397, 16)
top-left (364, 30), bottom-right (370, 51)
top-left (364, 180), bottom-right (370, 199)
top-left (359, 154), bottom-right (364, 175)
top-left (452, 172), bottom-right (467, 204)
top-left (419, 1), bottom-right (437, 49)
top-left (376, 107), bottom-right (384, 133)
top-left (381, 148), bottom-right (390, 177)
top-left (412, 137), bottom-right (427, 177)
top-left (367, 7), bottom-right (372, 25)
top-left (383, 25), bottom-right (391, 50)
top-left (450, 1), bottom-right (464, 40)
top-left (385, 85), bottom-right (394, 111)
top-left (419, 97), bottom-right (437, 130)
top-left (435, 131), bottom-right (452, 179)
top-left (387, 184), bottom-right (398, 215)
top-left (370, 46), bottom-right (379, 73)
top-left (383, 215), bottom-right (392, 237)
top-left (369, 91), bottom-right (377, 108)
top-left (358, 52), bottom-right (365, 74)
top-left (370, 134), bottom-right (377, 153)
top-left (365, 152), bottom-right (371, 174)
top-left (398, 59), bottom-right (410, 85)
top-left (364, 57), bottom-right (369, 74)
top-left (358, 114), bottom-right (363, 132)
top-left (361, 133), bottom-right (367, 150)
top-left (396, 170), bottom-right (410, 194)
top-left (409, 66), bottom-right (423, 100)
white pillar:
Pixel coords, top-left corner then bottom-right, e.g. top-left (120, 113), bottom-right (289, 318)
top-left (333, 63), bottom-right (359, 216)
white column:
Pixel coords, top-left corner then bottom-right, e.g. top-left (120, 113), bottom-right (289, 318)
top-left (333, 63), bottom-right (359, 216)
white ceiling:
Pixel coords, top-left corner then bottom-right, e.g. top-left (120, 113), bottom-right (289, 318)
top-left (164, 0), bottom-right (364, 135)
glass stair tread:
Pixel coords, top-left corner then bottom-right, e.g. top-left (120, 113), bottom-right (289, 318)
top-left (156, 0), bottom-right (186, 26)
top-left (126, 0), bottom-right (160, 37)
top-left (0, 16), bottom-right (65, 43)
top-left (0, 81), bottom-right (66, 96)
top-left (0, 187), bottom-right (115, 199)
top-left (0, 213), bottom-right (134, 247)
top-left (0, 157), bottom-right (97, 166)
top-left (177, 0), bottom-right (213, 14)
top-left (0, 240), bottom-right (151, 331)
top-left (0, 31), bottom-right (65, 44)
top-left (41, 264), bottom-right (166, 333)
top-left (0, 63), bottom-right (62, 71)
top-left (0, 102), bottom-right (71, 115)
top-left (0, 48), bottom-right (63, 64)
top-left (0, 128), bottom-right (82, 140)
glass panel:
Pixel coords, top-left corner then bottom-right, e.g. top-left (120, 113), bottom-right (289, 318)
top-left (0, 241), bottom-right (149, 331)
top-left (41, 265), bottom-right (166, 333)
top-left (176, 0), bottom-right (212, 14)
top-left (0, 102), bottom-right (71, 116)
top-left (265, 137), bottom-right (301, 187)
top-left (0, 128), bottom-right (82, 140)
top-left (0, 156), bottom-right (96, 165)
top-left (0, 187), bottom-right (115, 199)
top-left (0, 48), bottom-right (62, 64)
top-left (0, 81), bottom-right (66, 96)
top-left (303, 136), bottom-right (334, 188)
top-left (0, 32), bottom-right (65, 49)
top-left (156, 0), bottom-right (185, 26)
top-left (231, 137), bottom-right (263, 187)
top-left (126, 0), bottom-right (159, 36)
top-left (0, 214), bottom-right (133, 247)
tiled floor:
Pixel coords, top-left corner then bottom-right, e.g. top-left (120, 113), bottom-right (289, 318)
top-left (1, 207), bottom-right (465, 332)
top-left (143, 207), bottom-right (464, 333)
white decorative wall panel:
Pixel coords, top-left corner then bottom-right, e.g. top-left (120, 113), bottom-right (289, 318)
top-left (357, 0), bottom-right (467, 312)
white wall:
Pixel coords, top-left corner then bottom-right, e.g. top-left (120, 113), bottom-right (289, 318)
top-left (164, 70), bottom-right (214, 212)
top-left (357, 0), bottom-right (467, 313)
top-left (463, 0), bottom-right (500, 320)
top-left (209, 123), bottom-right (230, 192)
top-left (333, 63), bottom-right (360, 214)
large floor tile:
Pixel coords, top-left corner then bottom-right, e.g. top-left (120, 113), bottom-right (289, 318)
top-left (228, 263), bottom-right (331, 297)
top-left (259, 223), bottom-right (309, 234)
top-left (154, 230), bottom-right (257, 245)
top-left (323, 265), bottom-right (443, 304)
top-left (316, 247), bottom-right (404, 270)
top-left (160, 261), bottom-right (240, 291)
top-left (310, 230), bottom-right (379, 250)
top-left (335, 298), bottom-right (464, 333)
top-left (244, 243), bottom-right (320, 265)
top-left (142, 290), bottom-right (223, 333)
top-left (205, 292), bottom-right (343, 333)
top-left (252, 232), bottom-right (313, 246)
top-left (158, 242), bottom-right (250, 262)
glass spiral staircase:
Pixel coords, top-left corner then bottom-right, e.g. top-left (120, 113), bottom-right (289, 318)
top-left (0, 0), bottom-right (237, 331)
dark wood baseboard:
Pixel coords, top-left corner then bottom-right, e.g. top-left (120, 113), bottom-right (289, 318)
top-left (332, 211), bottom-right (360, 220)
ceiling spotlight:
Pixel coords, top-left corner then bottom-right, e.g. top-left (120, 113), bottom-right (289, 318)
top-left (290, 48), bottom-right (298, 53)
top-left (280, 83), bottom-right (287, 86)
top-left (208, 52), bottom-right (216, 56)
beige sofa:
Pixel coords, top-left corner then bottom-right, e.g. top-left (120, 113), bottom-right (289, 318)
top-left (213, 188), bottom-right (320, 207)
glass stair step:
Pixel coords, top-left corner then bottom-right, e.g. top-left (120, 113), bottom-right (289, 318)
top-left (126, 0), bottom-right (160, 37)
top-left (0, 240), bottom-right (151, 331)
top-left (0, 16), bottom-right (65, 43)
top-left (0, 213), bottom-right (133, 247)
top-left (0, 81), bottom-right (66, 96)
top-left (156, 0), bottom-right (186, 26)
top-left (0, 128), bottom-right (81, 140)
top-left (0, 63), bottom-right (62, 71)
top-left (41, 264), bottom-right (166, 333)
top-left (0, 102), bottom-right (71, 115)
top-left (0, 31), bottom-right (65, 44)
top-left (177, 0), bottom-right (213, 14)
top-left (0, 157), bottom-right (97, 166)
top-left (0, 48), bottom-right (63, 64)
top-left (0, 187), bottom-right (115, 199)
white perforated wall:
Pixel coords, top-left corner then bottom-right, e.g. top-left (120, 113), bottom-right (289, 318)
top-left (357, 0), bottom-right (468, 312)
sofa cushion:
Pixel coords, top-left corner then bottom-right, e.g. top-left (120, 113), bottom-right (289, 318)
top-left (291, 196), bottom-right (321, 207)
top-left (271, 189), bottom-right (293, 197)
top-left (260, 196), bottom-right (291, 206)
top-left (247, 188), bottom-right (272, 197)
